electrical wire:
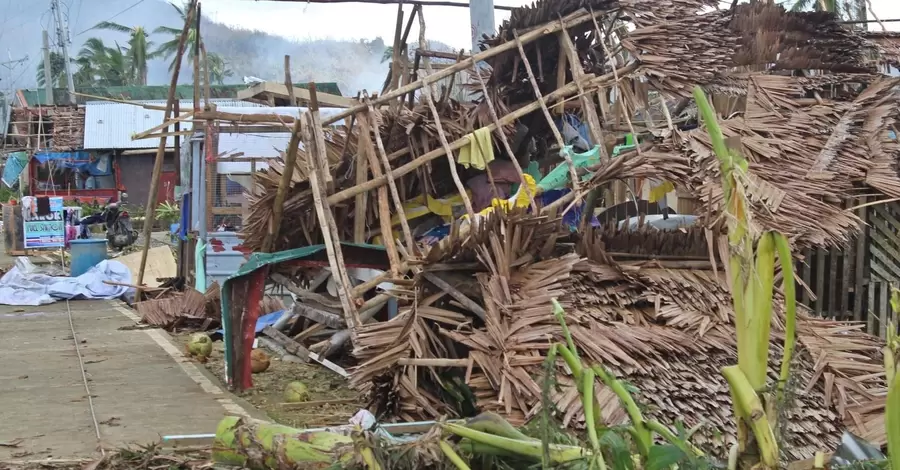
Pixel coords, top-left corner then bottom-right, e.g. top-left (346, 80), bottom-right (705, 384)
top-left (75, 0), bottom-right (147, 36)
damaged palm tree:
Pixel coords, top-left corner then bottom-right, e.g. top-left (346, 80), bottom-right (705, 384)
top-left (693, 86), bottom-right (798, 469)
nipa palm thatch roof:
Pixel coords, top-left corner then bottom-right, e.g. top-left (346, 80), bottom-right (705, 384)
top-left (232, 0), bottom-right (900, 460)
top-left (349, 218), bottom-right (885, 462)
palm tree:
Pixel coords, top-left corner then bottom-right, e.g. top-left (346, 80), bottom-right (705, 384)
top-left (35, 51), bottom-right (68, 88)
top-left (205, 52), bottom-right (233, 85)
top-left (153, 2), bottom-right (199, 71)
top-left (75, 38), bottom-right (131, 86)
top-left (93, 22), bottom-right (160, 85)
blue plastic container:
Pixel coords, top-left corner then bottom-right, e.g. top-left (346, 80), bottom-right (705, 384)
top-left (69, 239), bottom-right (108, 277)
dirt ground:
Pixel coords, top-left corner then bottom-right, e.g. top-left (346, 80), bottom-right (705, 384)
top-left (176, 334), bottom-right (363, 429)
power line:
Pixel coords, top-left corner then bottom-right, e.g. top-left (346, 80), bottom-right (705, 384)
top-left (75, 0), bottom-right (146, 36)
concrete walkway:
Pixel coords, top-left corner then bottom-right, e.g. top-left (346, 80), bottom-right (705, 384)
top-left (0, 299), bottom-right (250, 461)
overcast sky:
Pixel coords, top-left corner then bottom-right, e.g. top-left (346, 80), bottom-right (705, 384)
top-left (201, 0), bottom-right (900, 50)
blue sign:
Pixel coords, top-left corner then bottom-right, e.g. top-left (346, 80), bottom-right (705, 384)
top-left (22, 196), bottom-right (65, 249)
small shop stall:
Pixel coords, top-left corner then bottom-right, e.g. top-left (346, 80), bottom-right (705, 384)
top-left (29, 151), bottom-right (123, 204)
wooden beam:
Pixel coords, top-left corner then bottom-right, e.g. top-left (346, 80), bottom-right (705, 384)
top-left (236, 81), bottom-right (356, 108)
top-left (284, 55), bottom-right (296, 105)
top-left (135, 0), bottom-right (196, 295)
top-left (324, 64), bottom-right (635, 206)
top-left (260, 105), bottom-right (303, 253)
top-left (262, 326), bottom-right (310, 361)
top-left (364, 94), bottom-right (416, 254)
top-left (419, 10), bottom-right (475, 220)
top-left (422, 272), bottom-right (486, 320)
top-left (358, 112), bottom-right (402, 274)
top-left (322, 8), bottom-right (605, 126)
top-left (303, 109), bottom-right (362, 334)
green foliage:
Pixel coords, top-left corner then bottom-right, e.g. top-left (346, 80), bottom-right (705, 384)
top-left (155, 201), bottom-right (180, 225)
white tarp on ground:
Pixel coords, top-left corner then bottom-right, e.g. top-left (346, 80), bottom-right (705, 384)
top-left (0, 258), bottom-right (134, 306)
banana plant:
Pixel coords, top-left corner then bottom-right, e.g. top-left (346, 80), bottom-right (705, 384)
top-left (886, 290), bottom-right (900, 470)
top-left (693, 86), bottom-right (797, 469)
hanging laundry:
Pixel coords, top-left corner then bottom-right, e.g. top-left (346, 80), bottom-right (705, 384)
top-left (457, 127), bottom-right (495, 170)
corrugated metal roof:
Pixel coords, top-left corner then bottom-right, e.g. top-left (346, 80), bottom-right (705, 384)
top-left (83, 100), bottom-right (265, 150)
top-left (17, 83), bottom-right (343, 107)
top-left (214, 107), bottom-right (345, 174)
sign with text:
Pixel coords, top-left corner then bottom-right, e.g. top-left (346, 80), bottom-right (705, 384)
top-left (22, 196), bottom-right (65, 249)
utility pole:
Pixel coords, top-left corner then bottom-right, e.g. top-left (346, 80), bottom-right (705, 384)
top-left (469, 0), bottom-right (495, 54)
top-left (51, 0), bottom-right (76, 105)
top-left (42, 31), bottom-right (54, 106)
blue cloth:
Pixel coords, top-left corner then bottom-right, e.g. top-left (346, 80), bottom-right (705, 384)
top-left (2, 151), bottom-right (29, 187)
top-left (216, 309), bottom-right (284, 336)
top-left (539, 189), bottom-right (599, 231)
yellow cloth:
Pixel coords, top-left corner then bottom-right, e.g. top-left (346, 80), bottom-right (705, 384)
top-left (649, 180), bottom-right (675, 203)
top-left (457, 127), bottom-right (495, 170)
top-left (471, 174), bottom-right (537, 219)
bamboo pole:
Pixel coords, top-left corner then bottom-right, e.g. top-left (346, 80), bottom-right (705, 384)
top-left (557, 19), bottom-right (608, 163)
top-left (364, 95), bottom-right (416, 254)
top-left (193, 2), bottom-right (201, 113)
top-left (357, 113), bottom-right (402, 274)
top-left (352, 118), bottom-right (370, 243)
top-left (470, 62), bottom-right (536, 211)
top-left (326, 64), bottom-right (635, 206)
top-left (303, 111), bottom-right (362, 333)
top-left (322, 8), bottom-right (605, 126)
top-left (419, 10), bottom-right (476, 220)
top-left (513, 30), bottom-right (580, 193)
top-left (136, 0), bottom-right (196, 294)
top-left (260, 112), bottom-right (303, 253)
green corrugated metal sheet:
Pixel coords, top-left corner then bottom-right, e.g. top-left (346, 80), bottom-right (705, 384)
top-left (18, 82), bottom-right (343, 107)
top-left (221, 242), bottom-right (387, 387)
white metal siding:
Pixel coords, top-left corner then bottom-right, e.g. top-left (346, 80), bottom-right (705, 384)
top-left (82, 100), bottom-right (264, 150)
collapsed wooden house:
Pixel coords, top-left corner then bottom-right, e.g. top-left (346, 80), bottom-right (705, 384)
top-left (205, 0), bottom-right (900, 460)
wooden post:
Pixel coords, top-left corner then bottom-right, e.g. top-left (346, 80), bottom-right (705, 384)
top-left (352, 118), bottom-right (370, 243)
top-left (470, 62), bottom-right (535, 210)
top-left (303, 111), bottom-right (362, 334)
top-left (284, 55), bottom-right (295, 105)
top-left (557, 19), bottom-right (607, 162)
top-left (513, 31), bottom-right (579, 194)
top-left (357, 112), bottom-right (402, 273)
top-left (324, 64), bottom-right (635, 206)
top-left (136, 0), bottom-right (197, 294)
top-left (364, 95), bottom-right (416, 254)
top-left (419, 10), bottom-right (475, 220)
top-left (322, 8), bottom-right (606, 127)
top-left (261, 106), bottom-right (304, 252)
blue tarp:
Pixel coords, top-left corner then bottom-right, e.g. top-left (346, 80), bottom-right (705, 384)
top-left (33, 151), bottom-right (112, 177)
top-left (2, 152), bottom-right (29, 187)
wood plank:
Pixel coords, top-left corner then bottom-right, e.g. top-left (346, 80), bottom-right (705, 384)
top-left (854, 197), bottom-right (868, 322)
top-left (236, 81), bottom-right (356, 108)
top-left (868, 244), bottom-right (900, 282)
top-left (801, 248), bottom-right (812, 306)
top-left (830, 248), bottom-right (839, 318)
top-left (868, 277), bottom-right (877, 335)
top-left (815, 248), bottom-right (825, 316)
top-left (841, 243), bottom-right (851, 320)
top-left (352, 115), bottom-right (370, 243)
top-left (262, 326), bottom-right (311, 361)
top-left (422, 272), bottom-right (486, 320)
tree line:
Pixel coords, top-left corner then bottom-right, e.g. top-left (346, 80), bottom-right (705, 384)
top-left (37, 2), bottom-right (233, 89)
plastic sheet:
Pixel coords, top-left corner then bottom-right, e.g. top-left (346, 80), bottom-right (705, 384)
top-left (0, 258), bottom-right (133, 306)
